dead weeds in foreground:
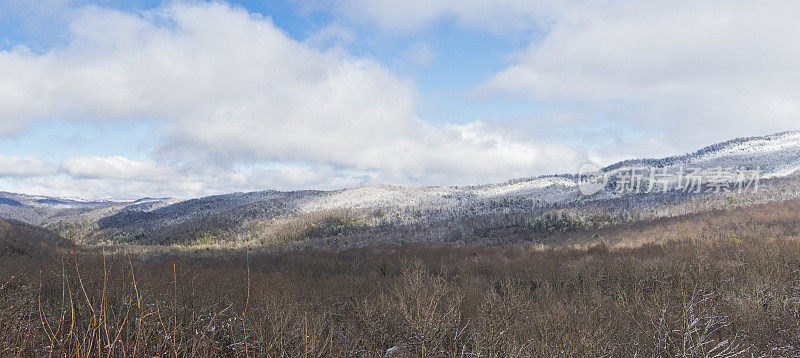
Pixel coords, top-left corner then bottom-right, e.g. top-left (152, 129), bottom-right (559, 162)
top-left (4, 201), bottom-right (800, 356)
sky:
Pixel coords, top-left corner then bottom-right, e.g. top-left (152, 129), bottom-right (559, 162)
top-left (1, 0), bottom-right (800, 199)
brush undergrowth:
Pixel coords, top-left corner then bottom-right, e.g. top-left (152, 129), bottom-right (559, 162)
top-left (4, 200), bottom-right (800, 356)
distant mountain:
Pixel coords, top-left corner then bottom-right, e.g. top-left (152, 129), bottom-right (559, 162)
top-left (604, 131), bottom-right (800, 176)
top-left (2, 131), bottom-right (800, 247)
top-left (0, 191), bottom-right (180, 226)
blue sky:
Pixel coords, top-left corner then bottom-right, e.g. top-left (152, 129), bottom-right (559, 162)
top-left (1, 0), bottom-right (799, 199)
top-left (0, 0), bottom-right (535, 162)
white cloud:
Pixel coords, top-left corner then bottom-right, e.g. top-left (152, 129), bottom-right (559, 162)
top-left (0, 155), bottom-right (54, 177)
top-left (6, 0), bottom-right (797, 200)
top-left (303, 0), bottom-right (800, 156)
top-left (481, 0), bottom-right (800, 149)
top-left (2, 158), bottom-right (378, 200)
top-left (59, 156), bottom-right (176, 182)
top-left (0, 1), bottom-right (588, 197)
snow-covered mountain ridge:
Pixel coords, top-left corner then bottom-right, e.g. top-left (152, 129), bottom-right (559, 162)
top-left (604, 131), bottom-right (800, 176)
top-left (299, 131), bottom-right (800, 211)
top-left (2, 131), bottom-right (800, 246)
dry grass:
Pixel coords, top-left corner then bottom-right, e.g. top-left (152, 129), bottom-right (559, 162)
top-left (4, 199), bottom-right (800, 356)
top-left (554, 197), bottom-right (800, 249)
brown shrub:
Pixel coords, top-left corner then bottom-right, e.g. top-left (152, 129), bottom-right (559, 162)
top-left (6, 199), bottom-right (800, 356)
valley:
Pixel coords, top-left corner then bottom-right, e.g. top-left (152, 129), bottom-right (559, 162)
top-left (3, 132), bottom-right (800, 356)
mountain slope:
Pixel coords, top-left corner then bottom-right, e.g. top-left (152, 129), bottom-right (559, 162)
top-left (2, 131), bottom-right (800, 246)
top-left (604, 131), bottom-right (800, 176)
top-left (0, 218), bottom-right (72, 257)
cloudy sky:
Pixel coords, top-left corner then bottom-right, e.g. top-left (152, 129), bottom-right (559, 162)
top-left (1, 0), bottom-right (799, 199)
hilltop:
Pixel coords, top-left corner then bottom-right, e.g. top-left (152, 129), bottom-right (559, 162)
top-left (2, 131), bottom-right (800, 247)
